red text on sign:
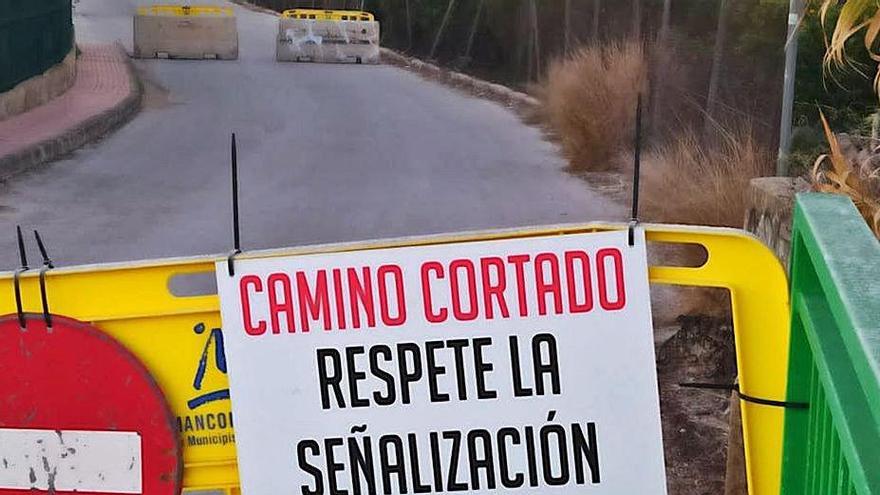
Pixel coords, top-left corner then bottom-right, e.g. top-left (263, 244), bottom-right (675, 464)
top-left (239, 264), bottom-right (407, 335)
top-left (419, 248), bottom-right (626, 324)
top-left (236, 247), bottom-right (627, 336)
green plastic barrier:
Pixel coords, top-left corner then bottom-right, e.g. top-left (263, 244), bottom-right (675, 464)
top-left (0, 0), bottom-right (73, 92)
top-left (781, 193), bottom-right (880, 494)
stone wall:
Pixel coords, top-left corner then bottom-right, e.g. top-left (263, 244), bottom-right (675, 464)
top-left (743, 176), bottom-right (811, 269)
top-left (0, 47), bottom-right (77, 121)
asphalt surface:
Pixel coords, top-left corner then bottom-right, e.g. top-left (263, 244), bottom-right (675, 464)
top-left (0, 0), bottom-right (622, 267)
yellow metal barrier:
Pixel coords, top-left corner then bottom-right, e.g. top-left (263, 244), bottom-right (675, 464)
top-left (137, 5), bottom-right (234, 17)
top-left (0, 223), bottom-right (789, 494)
top-left (281, 8), bottom-right (375, 21)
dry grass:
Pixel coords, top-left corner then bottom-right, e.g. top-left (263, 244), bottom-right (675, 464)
top-left (537, 41), bottom-right (648, 171)
top-left (812, 112), bottom-right (880, 238)
top-left (538, 39), bottom-right (769, 227)
top-left (639, 124), bottom-right (775, 227)
top-left (621, 123), bottom-right (774, 319)
top-left (537, 41), bottom-right (776, 317)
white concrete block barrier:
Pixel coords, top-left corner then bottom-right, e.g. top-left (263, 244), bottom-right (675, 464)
top-left (133, 5), bottom-right (239, 61)
top-left (276, 10), bottom-right (380, 64)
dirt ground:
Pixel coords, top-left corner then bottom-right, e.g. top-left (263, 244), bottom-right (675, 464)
top-left (656, 314), bottom-right (738, 494)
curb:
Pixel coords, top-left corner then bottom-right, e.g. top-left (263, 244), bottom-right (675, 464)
top-left (227, 0), bottom-right (279, 16)
top-left (0, 43), bottom-right (143, 180)
top-left (380, 48), bottom-right (539, 113)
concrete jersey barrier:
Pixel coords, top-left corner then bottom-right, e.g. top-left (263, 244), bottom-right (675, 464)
top-left (133, 5), bottom-right (239, 60)
top-left (276, 10), bottom-right (379, 64)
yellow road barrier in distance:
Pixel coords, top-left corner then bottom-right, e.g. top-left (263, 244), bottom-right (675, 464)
top-left (281, 8), bottom-right (374, 21)
top-left (133, 4), bottom-right (239, 60)
top-left (137, 5), bottom-right (234, 17)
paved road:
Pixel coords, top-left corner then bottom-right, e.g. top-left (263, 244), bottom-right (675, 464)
top-left (0, 0), bottom-right (622, 267)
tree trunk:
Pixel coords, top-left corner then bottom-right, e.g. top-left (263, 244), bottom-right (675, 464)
top-left (650, 0), bottom-right (672, 133)
top-left (405, 0), bottom-right (413, 50)
top-left (530, 0), bottom-right (540, 80)
top-left (516, 1), bottom-right (528, 81)
top-left (660, 0), bottom-right (672, 41)
top-left (873, 111), bottom-right (880, 141)
top-left (564, 0), bottom-right (572, 54)
top-left (429, 0), bottom-right (457, 60)
top-left (464, 0), bottom-right (484, 60)
top-left (592, 0), bottom-right (601, 42)
top-left (632, 0), bottom-right (641, 40)
top-left (705, 0), bottom-right (729, 132)
top-left (526, 31), bottom-right (534, 83)
top-left (524, 1), bottom-right (534, 81)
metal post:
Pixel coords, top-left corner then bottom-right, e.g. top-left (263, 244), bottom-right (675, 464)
top-left (777, 0), bottom-right (803, 176)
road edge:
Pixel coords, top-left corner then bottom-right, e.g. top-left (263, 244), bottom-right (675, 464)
top-left (380, 48), bottom-right (539, 115)
top-left (227, 0), bottom-right (279, 16)
top-left (0, 43), bottom-right (143, 180)
top-left (225, 1), bottom-right (539, 114)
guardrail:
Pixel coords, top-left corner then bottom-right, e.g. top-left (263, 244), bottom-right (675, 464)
top-left (781, 193), bottom-right (880, 494)
top-left (0, 0), bottom-right (73, 93)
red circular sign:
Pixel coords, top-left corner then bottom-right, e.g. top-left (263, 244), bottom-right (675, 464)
top-left (0, 314), bottom-right (181, 495)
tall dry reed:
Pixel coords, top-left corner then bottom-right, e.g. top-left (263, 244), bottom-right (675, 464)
top-left (640, 125), bottom-right (774, 227)
top-left (538, 41), bottom-right (648, 171)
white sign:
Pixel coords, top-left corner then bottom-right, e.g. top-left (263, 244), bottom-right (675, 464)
top-left (0, 428), bottom-right (142, 494)
top-left (216, 230), bottom-right (667, 494)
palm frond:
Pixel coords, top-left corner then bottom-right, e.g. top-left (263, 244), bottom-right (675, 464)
top-left (812, 110), bottom-right (880, 239)
top-left (820, 0), bottom-right (880, 77)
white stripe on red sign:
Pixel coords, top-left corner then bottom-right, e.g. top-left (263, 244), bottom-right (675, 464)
top-left (0, 428), bottom-right (142, 494)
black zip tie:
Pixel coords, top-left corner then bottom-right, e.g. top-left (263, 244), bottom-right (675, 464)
top-left (34, 230), bottom-right (53, 329)
top-left (16, 225), bottom-right (28, 269)
top-left (13, 225), bottom-right (29, 329)
top-left (628, 94), bottom-right (643, 247)
top-left (227, 133), bottom-right (242, 277)
top-left (34, 230), bottom-right (53, 269)
top-left (679, 382), bottom-right (809, 410)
